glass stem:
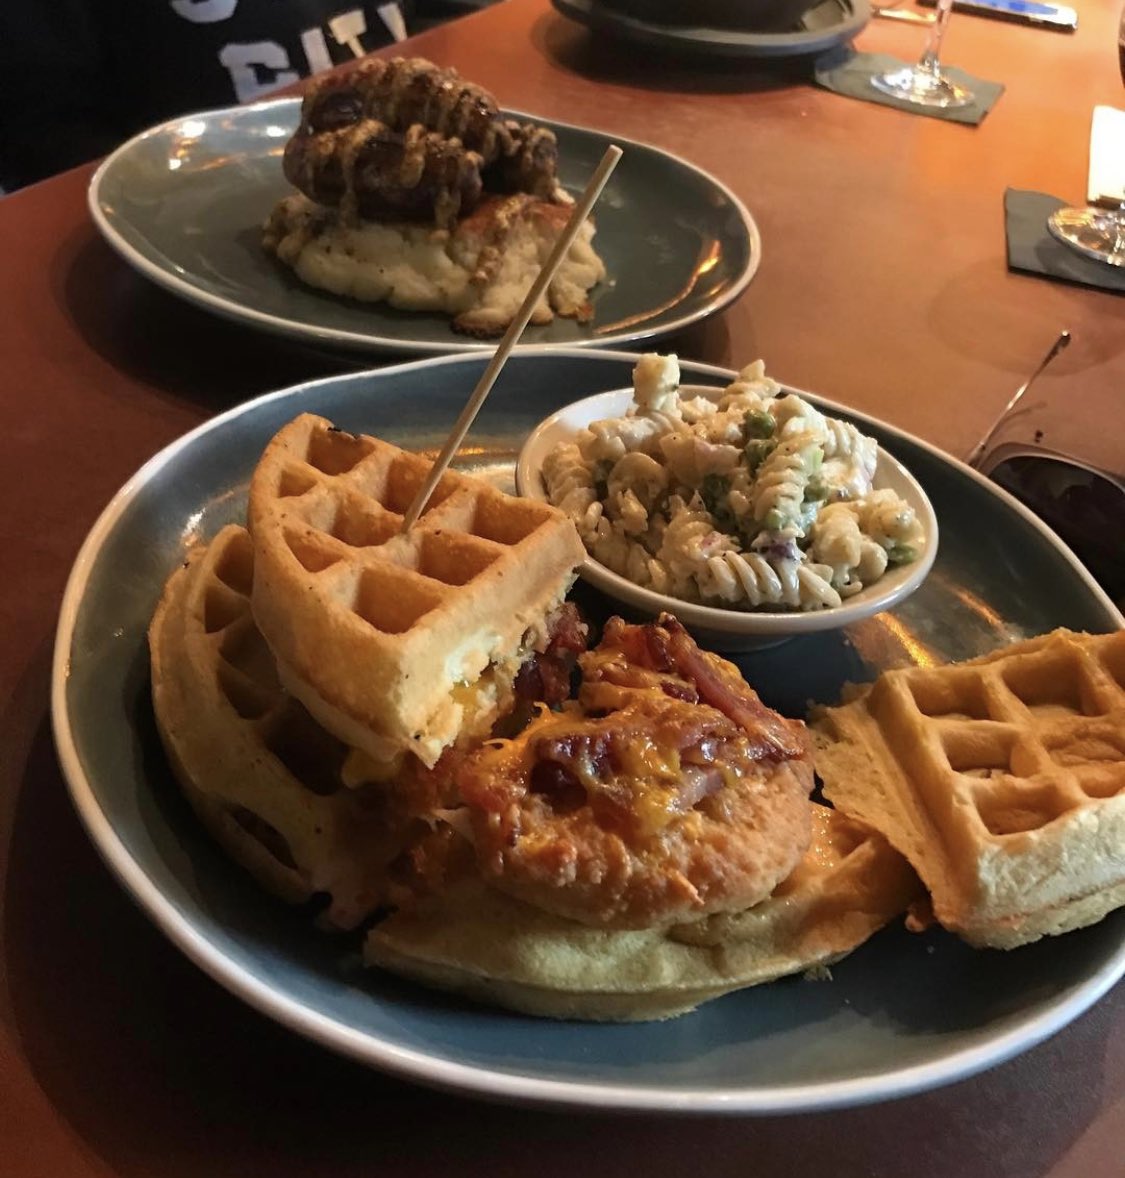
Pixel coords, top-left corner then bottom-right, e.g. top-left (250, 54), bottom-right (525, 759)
top-left (920, 0), bottom-right (956, 73)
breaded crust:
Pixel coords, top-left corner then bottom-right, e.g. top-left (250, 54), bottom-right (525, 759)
top-left (459, 696), bottom-right (815, 928)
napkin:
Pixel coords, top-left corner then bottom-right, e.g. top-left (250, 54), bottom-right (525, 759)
top-left (814, 49), bottom-right (1003, 125)
top-left (1004, 189), bottom-right (1125, 294)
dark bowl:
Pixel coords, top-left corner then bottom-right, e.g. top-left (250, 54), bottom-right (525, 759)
top-left (597, 0), bottom-right (823, 32)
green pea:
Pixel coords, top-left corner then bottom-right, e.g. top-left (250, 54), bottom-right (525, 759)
top-left (746, 410), bottom-right (776, 439)
top-left (804, 477), bottom-right (828, 502)
top-left (745, 439), bottom-right (775, 470)
top-left (702, 474), bottom-right (735, 531)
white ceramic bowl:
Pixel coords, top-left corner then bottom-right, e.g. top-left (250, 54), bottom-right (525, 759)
top-left (516, 385), bottom-right (939, 650)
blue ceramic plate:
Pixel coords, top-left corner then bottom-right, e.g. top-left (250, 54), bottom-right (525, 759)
top-left (53, 351), bottom-right (1125, 1114)
top-left (88, 99), bottom-right (760, 356)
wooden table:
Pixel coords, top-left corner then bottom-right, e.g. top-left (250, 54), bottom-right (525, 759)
top-left (2, 2), bottom-right (1123, 1174)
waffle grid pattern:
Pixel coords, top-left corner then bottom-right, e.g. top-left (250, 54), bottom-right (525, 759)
top-left (150, 525), bottom-right (406, 930)
top-left (264, 424), bottom-right (557, 632)
top-left (202, 529), bottom-right (351, 796)
top-left (872, 633), bottom-right (1125, 845)
top-left (247, 415), bottom-right (584, 762)
top-left (817, 629), bottom-right (1125, 945)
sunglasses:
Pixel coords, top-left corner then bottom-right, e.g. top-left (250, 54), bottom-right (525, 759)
top-left (965, 332), bottom-right (1124, 608)
top-left (975, 445), bottom-right (1124, 605)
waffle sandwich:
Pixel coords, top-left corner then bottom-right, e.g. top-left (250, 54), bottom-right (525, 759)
top-left (813, 629), bottom-right (1125, 948)
top-left (145, 413), bottom-right (930, 1021)
top-left (247, 414), bottom-right (585, 780)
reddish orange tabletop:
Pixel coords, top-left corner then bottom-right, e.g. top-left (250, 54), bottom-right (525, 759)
top-left (1, 3), bottom-right (1122, 1175)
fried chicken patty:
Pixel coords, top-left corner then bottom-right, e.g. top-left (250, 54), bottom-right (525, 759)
top-left (456, 617), bottom-right (813, 928)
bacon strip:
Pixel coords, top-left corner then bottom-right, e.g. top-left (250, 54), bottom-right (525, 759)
top-left (587, 615), bottom-right (806, 762)
top-left (459, 694), bottom-right (750, 836)
top-left (513, 603), bottom-right (587, 707)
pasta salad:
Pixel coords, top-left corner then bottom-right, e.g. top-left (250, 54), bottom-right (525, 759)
top-left (541, 354), bottom-right (925, 612)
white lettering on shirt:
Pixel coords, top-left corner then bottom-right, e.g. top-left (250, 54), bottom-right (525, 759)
top-left (376, 3), bottom-right (407, 42)
top-left (299, 26), bottom-right (334, 74)
top-left (328, 8), bottom-right (369, 57)
top-left (218, 41), bottom-right (299, 102)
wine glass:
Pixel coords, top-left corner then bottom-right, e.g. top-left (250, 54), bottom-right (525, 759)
top-left (871, 0), bottom-right (974, 109)
top-left (1046, 3), bottom-right (1125, 266)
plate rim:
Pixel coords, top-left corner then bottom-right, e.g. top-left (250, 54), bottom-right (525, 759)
top-left (52, 348), bottom-right (1125, 1114)
top-left (87, 99), bottom-right (763, 357)
top-left (551, 0), bottom-right (872, 58)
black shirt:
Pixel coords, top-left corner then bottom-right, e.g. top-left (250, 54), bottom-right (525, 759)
top-left (0, 1), bottom-right (412, 189)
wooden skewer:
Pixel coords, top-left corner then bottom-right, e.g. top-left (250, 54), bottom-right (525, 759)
top-left (400, 144), bottom-right (623, 532)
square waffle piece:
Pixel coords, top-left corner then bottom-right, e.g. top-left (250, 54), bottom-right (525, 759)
top-left (812, 629), bottom-right (1125, 949)
top-left (365, 805), bottom-right (922, 1022)
top-left (247, 414), bottom-right (585, 773)
top-left (148, 526), bottom-right (419, 930)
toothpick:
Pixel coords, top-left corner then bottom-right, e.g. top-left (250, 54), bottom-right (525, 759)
top-left (400, 144), bottom-right (623, 532)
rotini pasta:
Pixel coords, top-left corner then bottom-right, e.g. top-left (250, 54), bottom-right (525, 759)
top-left (858, 489), bottom-right (925, 559)
top-left (541, 353), bottom-right (925, 613)
top-left (541, 442), bottom-right (602, 539)
top-left (606, 451), bottom-right (670, 508)
top-left (809, 502), bottom-right (889, 597)
top-left (748, 430), bottom-right (824, 536)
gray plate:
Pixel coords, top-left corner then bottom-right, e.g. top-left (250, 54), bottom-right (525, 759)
top-left (88, 100), bottom-right (760, 356)
top-left (52, 351), bottom-right (1125, 1114)
top-left (552, 0), bottom-right (871, 58)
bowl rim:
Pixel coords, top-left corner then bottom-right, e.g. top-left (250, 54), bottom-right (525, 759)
top-left (516, 381), bottom-right (940, 635)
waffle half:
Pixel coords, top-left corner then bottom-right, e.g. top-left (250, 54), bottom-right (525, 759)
top-left (813, 629), bottom-right (1125, 948)
top-left (148, 525), bottom-right (418, 930)
top-left (364, 806), bottom-right (921, 1022)
top-left (247, 415), bottom-right (585, 771)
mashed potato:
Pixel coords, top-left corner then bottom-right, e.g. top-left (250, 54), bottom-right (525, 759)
top-left (263, 192), bottom-right (606, 337)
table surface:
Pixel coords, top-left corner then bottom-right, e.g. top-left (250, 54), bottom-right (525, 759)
top-left (3, 1), bottom-right (1123, 1174)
